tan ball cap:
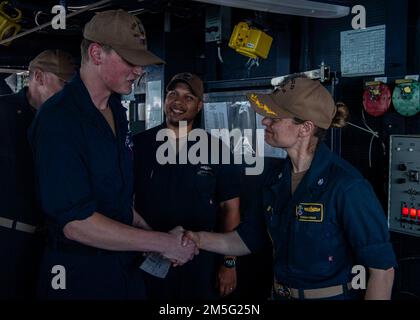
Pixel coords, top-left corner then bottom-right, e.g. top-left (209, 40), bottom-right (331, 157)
top-left (29, 49), bottom-right (77, 82)
top-left (83, 9), bottom-right (164, 66)
top-left (247, 77), bottom-right (336, 129)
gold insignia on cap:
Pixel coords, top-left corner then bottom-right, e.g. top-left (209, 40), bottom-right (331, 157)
top-left (250, 94), bottom-right (277, 116)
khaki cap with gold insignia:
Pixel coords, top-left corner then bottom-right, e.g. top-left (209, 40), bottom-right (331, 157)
top-left (247, 77), bottom-right (336, 129)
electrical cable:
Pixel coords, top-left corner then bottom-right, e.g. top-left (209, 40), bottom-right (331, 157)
top-left (68, 2), bottom-right (112, 11)
top-left (34, 11), bottom-right (42, 26)
top-left (245, 57), bottom-right (260, 78)
top-left (361, 108), bottom-right (386, 166)
top-left (346, 122), bottom-right (379, 137)
top-left (128, 8), bottom-right (147, 15)
top-left (0, 0), bottom-right (112, 45)
top-left (217, 43), bottom-right (224, 63)
top-left (347, 108), bottom-right (385, 168)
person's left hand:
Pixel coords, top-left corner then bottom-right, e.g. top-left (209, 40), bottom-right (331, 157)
top-left (216, 265), bottom-right (237, 297)
top-left (164, 226), bottom-right (197, 266)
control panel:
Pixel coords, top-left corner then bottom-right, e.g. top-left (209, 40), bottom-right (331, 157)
top-left (388, 135), bottom-right (420, 237)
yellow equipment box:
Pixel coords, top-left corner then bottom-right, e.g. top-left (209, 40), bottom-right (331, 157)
top-left (228, 22), bottom-right (273, 59)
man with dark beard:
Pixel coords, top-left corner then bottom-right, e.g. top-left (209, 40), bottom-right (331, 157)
top-left (133, 73), bottom-right (241, 300)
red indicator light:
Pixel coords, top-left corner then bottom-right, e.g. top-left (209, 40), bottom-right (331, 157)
top-left (410, 208), bottom-right (417, 218)
top-left (418, 209), bottom-right (420, 218)
top-left (402, 207), bottom-right (409, 216)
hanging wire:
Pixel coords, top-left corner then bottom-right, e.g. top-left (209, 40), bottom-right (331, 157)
top-left (0, 0), bottom-right (112, 46)
top-left (67, 2), bottom-right (112, 11)
top-left (217, 44), bottom-right (224, 63)
top-left (347, 121), bottom-right (379, 136)
top-left (361, 108), bottom-right (386, 163)
top-left (347, 108), bottom-right (386, 168)
top-left (128, 8), bottom-right (147, 16)
top-left (245, 57), bottom-right (259, 77)
top-left (34, 11), bottom-right (43, 27)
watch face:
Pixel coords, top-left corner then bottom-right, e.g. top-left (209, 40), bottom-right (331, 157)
top-left (224, 258), bottom-right (236, 268)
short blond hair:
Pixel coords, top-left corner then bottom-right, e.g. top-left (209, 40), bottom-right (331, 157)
top-left (80, 38), bottom-right (112, 64)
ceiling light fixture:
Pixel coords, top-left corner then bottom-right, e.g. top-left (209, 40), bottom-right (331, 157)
top-left (193, 0), bottom-right (350, 18)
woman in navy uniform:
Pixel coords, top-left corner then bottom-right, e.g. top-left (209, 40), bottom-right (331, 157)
top-left (185, 76), bottom-right (397, 300)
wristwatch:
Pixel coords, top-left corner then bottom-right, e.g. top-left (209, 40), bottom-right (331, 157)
top-left (223, 257), bottom-right (237, 268)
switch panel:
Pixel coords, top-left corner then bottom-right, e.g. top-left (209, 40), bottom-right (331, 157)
top-left (388, 135), bottom-right (420, 237)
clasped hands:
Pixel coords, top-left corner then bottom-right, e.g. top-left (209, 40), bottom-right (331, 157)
top-left (160, 226), bottom-right (200, 266)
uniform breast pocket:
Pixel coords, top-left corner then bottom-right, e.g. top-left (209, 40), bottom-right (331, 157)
top-left (296, 220), bottom-right (337, 240)
top-left (291, 220), bottom-right (342, 275)
top-left (194, 175), bottom-right (217, 206)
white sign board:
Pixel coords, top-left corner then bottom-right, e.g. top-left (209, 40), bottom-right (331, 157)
top-left (340, 25), bottom-right (386, 77)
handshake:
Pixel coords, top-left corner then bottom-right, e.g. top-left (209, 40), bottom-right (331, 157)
top-left (162, 226), bottom-right (200, 266)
